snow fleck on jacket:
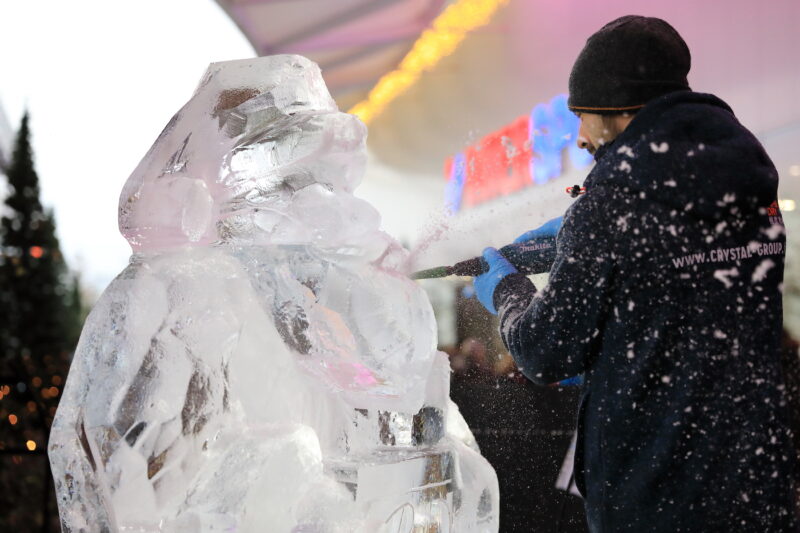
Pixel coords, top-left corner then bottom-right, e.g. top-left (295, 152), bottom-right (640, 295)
top-left (495, 91), bottom-right (798, 532)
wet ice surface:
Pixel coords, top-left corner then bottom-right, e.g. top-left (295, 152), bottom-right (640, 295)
top-left (49, 55), bottom-right (498, 532)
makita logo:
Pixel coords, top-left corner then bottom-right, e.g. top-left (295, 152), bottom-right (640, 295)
top-left (518, 242), bottom-right (554, 252)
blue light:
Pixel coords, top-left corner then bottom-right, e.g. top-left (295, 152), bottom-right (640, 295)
top-left (445, 152), bottom-right (467, 214)
top-left (530, 94), bottom-right (592, 184)
top-left (530, 101), bottom-right (563, 184)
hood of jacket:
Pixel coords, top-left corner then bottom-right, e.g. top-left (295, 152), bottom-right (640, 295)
top-left (586, 91), bottom-right (778, 221)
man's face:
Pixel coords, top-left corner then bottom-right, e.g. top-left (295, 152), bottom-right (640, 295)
top-left (575, 112), bottom-right (634, 155)
top-left (576, 112), bottom-right (614, 155)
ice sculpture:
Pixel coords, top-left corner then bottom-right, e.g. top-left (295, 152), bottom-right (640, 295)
top-left (49, 55), bottom-right (499, 532)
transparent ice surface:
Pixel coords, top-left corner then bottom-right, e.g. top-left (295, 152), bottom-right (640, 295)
top-left (49, 55), bottom-right (498, 532)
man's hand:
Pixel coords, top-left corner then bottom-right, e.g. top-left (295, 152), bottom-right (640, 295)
top-left (514, 216), bottom-right (563, 244)
top-left (474, 248), bottom-right (518, 315)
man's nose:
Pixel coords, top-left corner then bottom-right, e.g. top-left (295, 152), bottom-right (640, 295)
top-left (577, 135), bottom-right (591, 150)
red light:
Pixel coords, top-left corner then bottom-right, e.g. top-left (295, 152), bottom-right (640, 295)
top-left (459, 115), bottom-right (532, 209)
top-left (29, 246), bottom-right (44, 258)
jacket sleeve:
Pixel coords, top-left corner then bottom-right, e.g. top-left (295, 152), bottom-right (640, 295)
top-left (494, 189), bottom-right (616, 385)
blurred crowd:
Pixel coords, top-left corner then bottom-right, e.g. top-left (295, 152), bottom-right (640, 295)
top-left (444, 331), bottom-right (586, 532)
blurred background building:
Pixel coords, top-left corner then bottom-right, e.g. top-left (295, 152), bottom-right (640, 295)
top-left (1, 0), bottom-right (798, 531)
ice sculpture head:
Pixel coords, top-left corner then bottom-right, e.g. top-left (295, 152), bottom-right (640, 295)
top-left (119, 55), bottom-right (368, 251)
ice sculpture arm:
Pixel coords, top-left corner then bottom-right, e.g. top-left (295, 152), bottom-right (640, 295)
top-left (494, 187), bottom-right (617, 385)
top-left (49, 268), bottom-right (171, 531)
top-left (49, 289), bottom-right (125, 531)
top-left (49, 341), bottom-right (116, 531)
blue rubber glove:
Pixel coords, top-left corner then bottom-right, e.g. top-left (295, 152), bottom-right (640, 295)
top-left (513, 216), bottom-right (563, 244)
top-left (474, 248), bottom-right (518, 315)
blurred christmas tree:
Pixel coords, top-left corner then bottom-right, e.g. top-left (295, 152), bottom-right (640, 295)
top-left (0, 112), bottom-right (83, 532)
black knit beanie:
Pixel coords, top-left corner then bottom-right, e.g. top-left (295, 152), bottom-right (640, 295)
top-left (568, 15), bottom-right (691, 114)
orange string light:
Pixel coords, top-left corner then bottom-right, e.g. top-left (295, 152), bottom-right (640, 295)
top-left (348, 0), bottom-right (509, 124)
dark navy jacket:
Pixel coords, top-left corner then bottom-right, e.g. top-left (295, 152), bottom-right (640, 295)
top-left (495, 91), bottom-right (798, 532)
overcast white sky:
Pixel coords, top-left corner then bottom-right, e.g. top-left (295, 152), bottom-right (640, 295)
top-left (0, 0), bottom-right (254, 291)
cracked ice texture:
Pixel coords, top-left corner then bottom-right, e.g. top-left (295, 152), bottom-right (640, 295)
top-left (49, 55), bottom-right (499, 532)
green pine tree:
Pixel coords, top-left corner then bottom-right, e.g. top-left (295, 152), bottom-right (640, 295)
top-left (1, 113), bottom-right (71, 360)
top-left (0, 111), bottom-right (82, 532)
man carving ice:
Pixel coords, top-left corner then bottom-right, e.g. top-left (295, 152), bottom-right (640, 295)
top-left (472, 15), bottom-right (798, 532)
